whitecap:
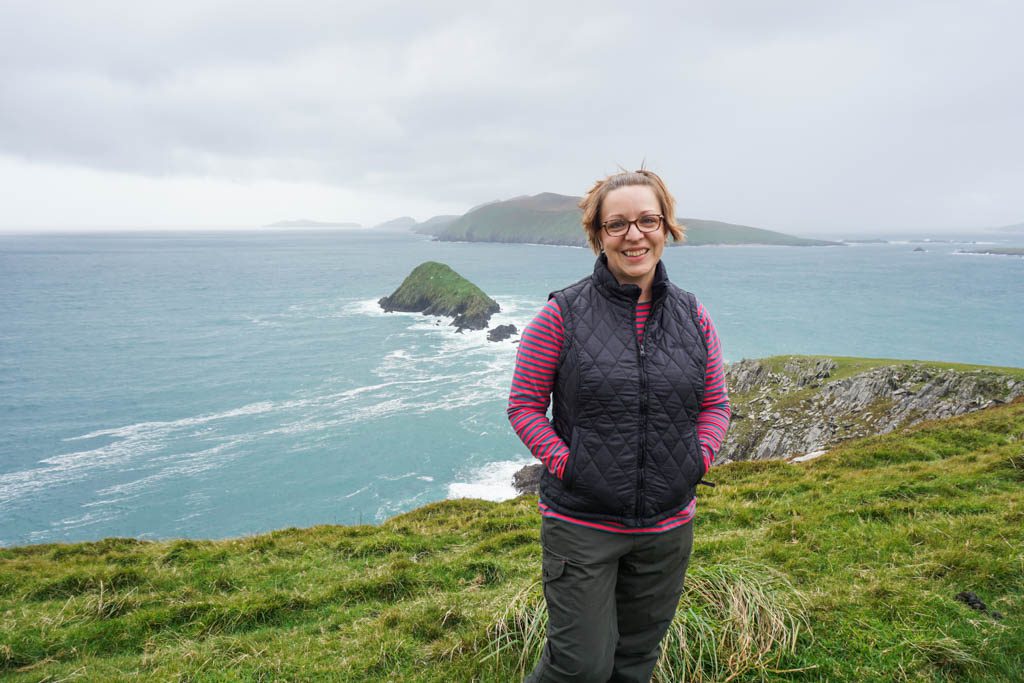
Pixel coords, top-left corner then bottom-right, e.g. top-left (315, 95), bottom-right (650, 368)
top-left (346, 298), bottom-right (406, 317)
top-left (0, 402), bottom-right (273, 509)
top-left (343, 484), bottom-right (373, 499)
top-left (378, 471), bottom-right (429, 482)
top-left (94, 441), bottom-right (245, 497)
top-left (64, 401), bottom-right (276, 443)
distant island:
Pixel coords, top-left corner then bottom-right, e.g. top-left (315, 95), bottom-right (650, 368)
top-left (415, 214), bottom-right (459, 231)
top-left (958, 247), bottom-right (1024, 257)
top-left (379, 261), bottom-right (500, 332)
top-left (413, 192), bottom-right (840, 247)
top-left (373, 216), bottom-right (418, 231)
top-left (265, 219), bottom-right (362, 228)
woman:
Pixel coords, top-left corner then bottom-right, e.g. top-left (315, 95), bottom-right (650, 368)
top-left (507, 169), bottom-right (731, 682)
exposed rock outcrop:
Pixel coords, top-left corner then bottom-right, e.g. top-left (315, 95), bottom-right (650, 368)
top-left (512, 463), bottom-right (543, 496)
top-left (721, 357), bottom-right (1022, 463)
top-left (511, 356), bottom-right (1024, 494)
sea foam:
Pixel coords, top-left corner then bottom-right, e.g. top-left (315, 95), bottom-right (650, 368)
top-left (447, 458), bottom-right (534, 502)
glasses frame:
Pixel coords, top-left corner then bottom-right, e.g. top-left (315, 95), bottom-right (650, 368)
top-left (601, 214), bottom-right (665, 237)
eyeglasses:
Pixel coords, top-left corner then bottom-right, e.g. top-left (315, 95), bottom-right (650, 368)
top-left (601, 214), bottom-right (664, 237)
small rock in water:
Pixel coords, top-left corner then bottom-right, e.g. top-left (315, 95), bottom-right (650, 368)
top-left (487, 324), bottom-right (519, 342)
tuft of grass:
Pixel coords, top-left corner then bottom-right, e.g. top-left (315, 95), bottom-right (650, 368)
top-left (655, 563), bottom-right (806, 682)
top-left (484, 563), bottom-right (807, 683)
top-left (482, 581), bottom-right (547, 678)
top-left (901, 635), bottom-right (984, 677)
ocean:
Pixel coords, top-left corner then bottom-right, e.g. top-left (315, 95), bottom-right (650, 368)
top-left (1, 230), bottom-right (1022, 546)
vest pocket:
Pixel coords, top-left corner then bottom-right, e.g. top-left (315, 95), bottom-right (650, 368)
top-left (562, 426), bottom-right (581, 490)
top-left (685, 426), bottom-right (704, 487)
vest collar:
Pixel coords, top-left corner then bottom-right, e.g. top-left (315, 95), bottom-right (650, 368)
top-left (592, 253), bottom-right (670, 305)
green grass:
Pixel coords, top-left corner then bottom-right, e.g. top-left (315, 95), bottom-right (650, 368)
top-left (3, 402), bottom-right (1023, 681)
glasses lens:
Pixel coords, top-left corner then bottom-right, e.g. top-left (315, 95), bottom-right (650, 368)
top-left (604, 220), bottom-right (628, 235)
top-left (638, 215), bottom-right (662, 231)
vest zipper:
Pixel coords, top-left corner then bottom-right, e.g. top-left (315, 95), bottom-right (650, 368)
top-left (635, 295), bottom-right (663, 525)
top-left (635, 303), bottom-right (649, 525)
top-left (636, 343), bottom-right (647, 523)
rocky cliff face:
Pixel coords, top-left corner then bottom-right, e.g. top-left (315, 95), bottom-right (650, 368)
top-left (511, 356), bottom-right (1024, 494)
top-left (719, 357), bottom-right (1022, 462)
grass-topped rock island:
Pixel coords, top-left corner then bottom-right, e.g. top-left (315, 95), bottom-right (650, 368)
top-left (379, 261), bottom-right (501, 333)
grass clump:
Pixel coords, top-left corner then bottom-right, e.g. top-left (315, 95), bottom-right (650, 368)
top-left (485, 563), bottom-right (806, 682)
top-left (655, 563), bottom-right (806, 682)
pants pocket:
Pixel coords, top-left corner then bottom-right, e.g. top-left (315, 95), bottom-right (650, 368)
top-left (541, 553), bottom-right (567, 584)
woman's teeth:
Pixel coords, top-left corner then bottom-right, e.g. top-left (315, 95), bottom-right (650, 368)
top-left (623, 249), bottom-right (648, 257)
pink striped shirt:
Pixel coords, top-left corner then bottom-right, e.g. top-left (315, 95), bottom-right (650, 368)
top-left (508, 297), bottom-right (730, 533)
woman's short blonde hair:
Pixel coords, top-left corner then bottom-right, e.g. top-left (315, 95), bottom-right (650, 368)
top-left (579, 169), bottom-right (685, 254)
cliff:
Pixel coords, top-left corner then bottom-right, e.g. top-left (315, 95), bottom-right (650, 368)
top-left (721, 356), bottom-right (1024, 463)
top-left (379, 261), bottom-right (500, 331)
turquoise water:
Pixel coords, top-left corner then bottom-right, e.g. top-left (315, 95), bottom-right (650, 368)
top-left (1, 231), bottom-right (1022, 546)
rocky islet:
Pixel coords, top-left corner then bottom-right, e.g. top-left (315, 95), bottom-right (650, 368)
top-left (379, 261), bottom-right (502, 332)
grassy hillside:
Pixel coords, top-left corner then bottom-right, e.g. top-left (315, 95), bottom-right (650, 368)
top-left (682, 219), bottom-right (835, 246)
top-left (428, 194), bottom-right (583, 246)
top-left (418, 193), bottom-right (839, 247)
top-left (2, 401), bottom-right (1022, 681)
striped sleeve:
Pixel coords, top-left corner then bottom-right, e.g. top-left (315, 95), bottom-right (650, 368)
top-left (695, 301), bottom-right (731, 472)
top-left (507, 299), bottom-right (570, 477)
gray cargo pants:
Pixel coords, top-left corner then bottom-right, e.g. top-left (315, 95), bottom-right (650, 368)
top-left (525, 515), bottom-right (694, 683)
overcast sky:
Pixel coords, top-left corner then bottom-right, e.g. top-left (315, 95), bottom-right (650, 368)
top-left (1, 0), bottom-right (1022, 235)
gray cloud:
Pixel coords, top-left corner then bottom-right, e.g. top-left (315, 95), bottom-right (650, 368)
top-left (1, 0), bottom-right (1022, 231)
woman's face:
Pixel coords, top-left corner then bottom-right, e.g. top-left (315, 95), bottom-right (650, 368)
top-left (600, 185), bottom-right (666, 293)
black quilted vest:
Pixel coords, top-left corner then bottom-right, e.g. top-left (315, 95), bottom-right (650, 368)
top-left (539, 255), bottom-right (708, 527)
